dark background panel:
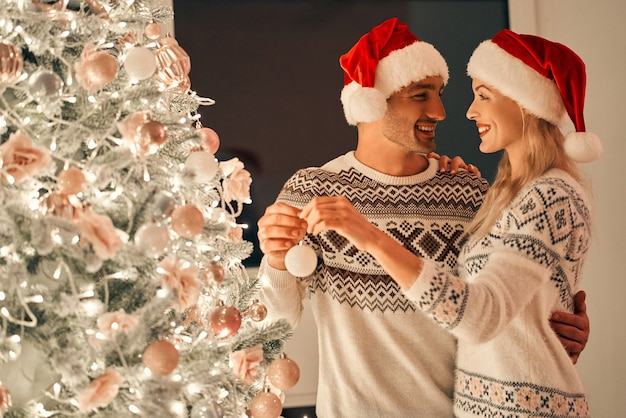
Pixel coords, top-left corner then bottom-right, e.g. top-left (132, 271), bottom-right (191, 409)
top-left (410, 0), bottom-right (507, 178)
top-left (173, 0), bottom-right (508, 266)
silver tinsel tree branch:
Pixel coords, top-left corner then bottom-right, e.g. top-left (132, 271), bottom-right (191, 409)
top-left (0, 0), bottom-right (295, 416)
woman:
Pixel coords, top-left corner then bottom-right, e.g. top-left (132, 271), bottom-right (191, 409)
top-left (300, 30), bottom-right (601, 417)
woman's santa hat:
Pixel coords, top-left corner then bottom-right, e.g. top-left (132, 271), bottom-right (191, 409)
top-left (467, 29), bottom-right (602, 163)
top-left (339, 17), bottom-right (449, 126)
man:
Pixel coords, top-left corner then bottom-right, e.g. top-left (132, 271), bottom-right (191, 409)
top-left (256, 18), bottom-right (589, 417)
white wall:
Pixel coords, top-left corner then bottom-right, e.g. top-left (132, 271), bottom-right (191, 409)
top-left (510, 1), bottom-right (626, 416)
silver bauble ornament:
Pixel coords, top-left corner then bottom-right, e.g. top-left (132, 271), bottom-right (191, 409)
top-left (28, 70), bottom-right (64, 99)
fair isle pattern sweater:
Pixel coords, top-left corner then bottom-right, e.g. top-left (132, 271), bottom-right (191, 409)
top-left (257, 152), bottom-right (488, 418)
top-left (405, 169), bottom-right (591, 418)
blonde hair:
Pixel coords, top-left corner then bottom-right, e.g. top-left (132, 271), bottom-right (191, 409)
top-left (467, 110), bottom-right (584, 238)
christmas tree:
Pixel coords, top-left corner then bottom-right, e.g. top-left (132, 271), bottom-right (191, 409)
top-left (0, 0), bottom-right (297, 416)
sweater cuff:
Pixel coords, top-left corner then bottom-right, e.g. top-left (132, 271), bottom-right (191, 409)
top-left (403, 259), bottom-right (438, 301)
top-left (259, 256), bottom-right (299, 291)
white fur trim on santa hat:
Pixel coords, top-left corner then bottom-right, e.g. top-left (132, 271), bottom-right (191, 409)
top-left (341, 40), bottom-right (448, 126)
top-left (564, 131), bottom-right (603, 163)
top-left (376, 40), bottom-right (449, 98)
top-left (467, 40), bottom-right (566, 127)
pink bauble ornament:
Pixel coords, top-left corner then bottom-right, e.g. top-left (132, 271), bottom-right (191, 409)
top-left (285, 244), bottom-right (317, 277)
top-left (267, 355), bottom-right (300, 391)
top-left (209, 305), bottom-right (242, 338)
top-left (250, 390), bottom-right (282, 418)
top-left (0, 41), bottom-right (23, 85)
top-left (170, 204), bottom-right (204, 238)
top-left (75, 45), bottom-right (118, 93)
top-left (197, 127), bottom-right (220, 154)
top-left (117, 111), bottom-right (148, 141)
top-left (154, 35), bottom-right (191, 91)
top-left (0, 383), bottom-right (11, 415)
top-left (144, 22), bottom-right (162, 40)
top-left (185, 151), bottom-right (218, 183)
top-left (134, 222), bottom-right (169, 257)
top-left (139, 119), bottom-right (167, 154)
top-left (247, 300), bottom-right (268, 322)
top-left (143, 340), bottom-right (179, 376)
top-left (57, 166), bottom-right (86, 195)
top-left (124, 46), bottom-right (156, 80)
top-left (205, 261), bottom-right (224, 284)
top-left (176, 76), bottom-right (191, 92)
top-left (84, 0), bottom-right (109, 16)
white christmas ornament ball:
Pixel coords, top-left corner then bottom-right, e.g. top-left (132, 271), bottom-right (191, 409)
top-left (124, 46), bottom-right (157, 80)
top-left (285, 244), bottom-right (317, 277)
top-left (184, 151), bottom-right (218, 183)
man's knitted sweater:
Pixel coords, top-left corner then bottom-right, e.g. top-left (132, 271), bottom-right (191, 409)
top-left (405, 169), bottom-right (591, 417)
top-left (258, 152), bottom-right (488, 417)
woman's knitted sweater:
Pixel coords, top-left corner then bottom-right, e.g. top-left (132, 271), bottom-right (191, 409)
top-left (405, 168), bottom-right (591, 417)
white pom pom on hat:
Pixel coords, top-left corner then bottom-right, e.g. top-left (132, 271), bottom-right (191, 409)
top-left (467, 29), bottom-right (602, 163)
top-left (340, 83), bottom-right (387, 126)
top-left (564, 132), bottom-right (603, 163)
top-left (339, 17), bottom-right (449, 126)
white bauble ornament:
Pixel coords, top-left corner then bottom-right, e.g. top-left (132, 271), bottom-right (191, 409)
top-left (285, 244), bottom-right (317, 277)
top-left (184, 151), bottom-right (218, 183)
top-left (124, 46), bottom-right (157, 80)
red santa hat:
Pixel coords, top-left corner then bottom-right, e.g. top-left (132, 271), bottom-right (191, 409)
top-left (339, 17), bottom-right (449, 126)
top-left (467, 29), bottom-right (602, 163)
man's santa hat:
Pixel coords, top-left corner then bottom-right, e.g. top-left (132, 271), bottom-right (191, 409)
top-left (339, 17), bottom-right (449, 126)
top-left (467, 29), bottom-right (602, 163)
